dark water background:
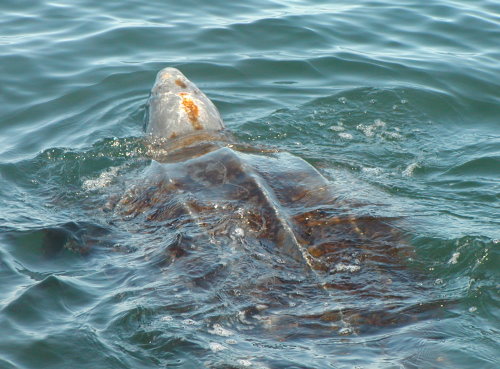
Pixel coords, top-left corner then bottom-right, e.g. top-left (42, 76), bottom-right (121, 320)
top-left (1, 0), bottom-right (499, 368)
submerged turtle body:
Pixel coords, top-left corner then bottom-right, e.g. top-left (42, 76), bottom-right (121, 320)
top-left (111, 68), bottom-right (418, 336)
top-left (115, 138), bottom-right (415, 335)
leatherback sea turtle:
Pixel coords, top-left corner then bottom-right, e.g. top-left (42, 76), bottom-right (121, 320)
top-left (111, 67), bottom-right (421, 336)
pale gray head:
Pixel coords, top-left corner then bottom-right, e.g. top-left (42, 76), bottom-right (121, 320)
top-left (146, 67), bottom-right (225, 140)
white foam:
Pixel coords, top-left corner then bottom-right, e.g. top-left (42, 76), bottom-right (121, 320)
top-left (335, 263), bottom-right (361, 273)
top-left (362, 167), bottom-right (383, 175)
top-left (329, 125), bottom-right (345, 132)
top-left (338, 132), bottom-right (353, 140)
top-left (356, 124), bottom-right (376, 137)
top-left (82, 166), bottom-right (120, 191)
top-left (181, 319), bottom-right (198, 326)
top-left (402, 162), bottom-right (419, 177)
top-left (448, 252), bottom-right (460, 264)
top-left (232, 227), bottom-right (244, 237)
top-left (208, 342), bottom-right (227, 352)
top-left (338, 327), bottom-right (353, 335)
top-left (383, 131), bottom-right (403, 140)
top-left (209, 324), bottom-right (234, 337)
top-left (237, 359), bottom-right (252, 367)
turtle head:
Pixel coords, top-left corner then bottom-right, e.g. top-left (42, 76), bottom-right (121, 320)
top-left (146, 67), bottom-right (225, 140)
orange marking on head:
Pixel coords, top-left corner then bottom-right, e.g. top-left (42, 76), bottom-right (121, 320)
top-left (180, 95), bottom-right (202, 130)
top-left (160, 73), bottom-right (171, 81)
top-left (175, 79), bottom-right (187, 88)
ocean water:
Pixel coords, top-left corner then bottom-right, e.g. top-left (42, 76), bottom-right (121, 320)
top-left (0, 0), bottom-right (499, 368)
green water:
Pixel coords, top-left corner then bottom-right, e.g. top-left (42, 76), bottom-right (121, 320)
top-left (0, 1), bottom-right (498, 368)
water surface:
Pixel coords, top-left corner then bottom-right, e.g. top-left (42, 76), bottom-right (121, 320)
top-left (0, 0), bottom-right (499, 368)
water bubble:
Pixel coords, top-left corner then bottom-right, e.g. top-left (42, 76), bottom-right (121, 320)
top-left (161, 315), bottom-right (173, 322)
top-left (338, 97), bottom-right (347, 104)
top-left (469, 306), bottom-right (477, 313)
top-left (434, 278), bottom-right (444, 285)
